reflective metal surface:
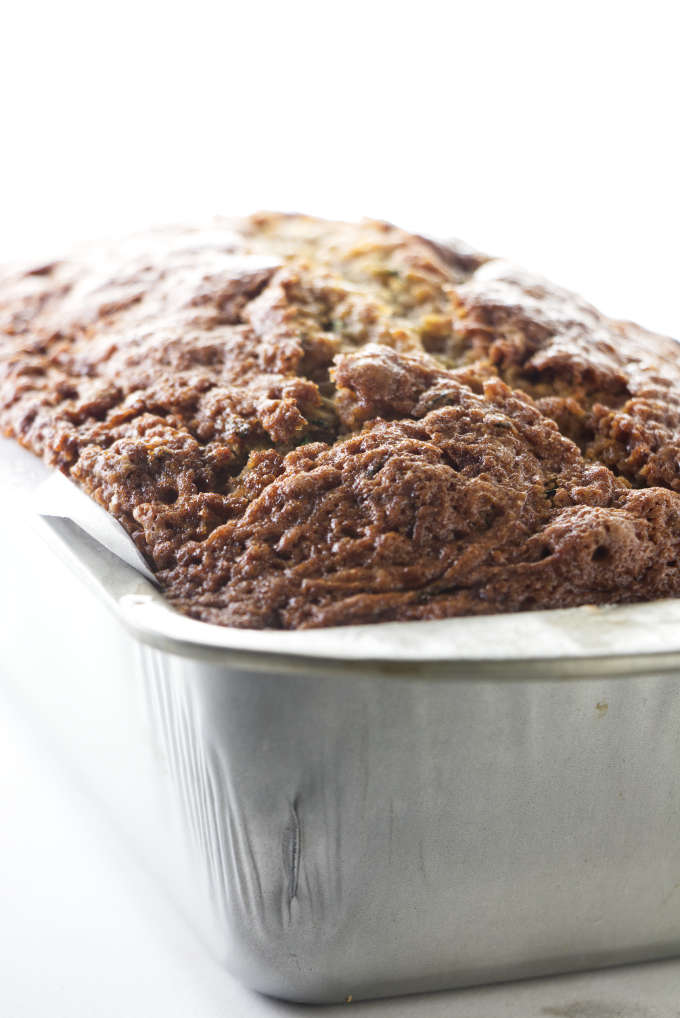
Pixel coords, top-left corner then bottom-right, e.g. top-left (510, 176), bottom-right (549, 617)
top-left (2, 440), bottom-right (680, 1002)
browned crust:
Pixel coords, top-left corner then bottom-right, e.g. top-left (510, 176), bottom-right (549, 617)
top-left (2, 214), bottom-right (680, 629)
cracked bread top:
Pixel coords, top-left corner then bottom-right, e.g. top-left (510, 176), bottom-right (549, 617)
top-left (2, 213), bottom-right (680, 629)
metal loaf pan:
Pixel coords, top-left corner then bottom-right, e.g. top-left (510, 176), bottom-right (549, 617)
top-left (2, 439), bottom-right (680, 1003)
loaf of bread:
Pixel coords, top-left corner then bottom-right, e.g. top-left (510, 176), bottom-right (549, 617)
top-left (2, 214), bottom-right (680, 629)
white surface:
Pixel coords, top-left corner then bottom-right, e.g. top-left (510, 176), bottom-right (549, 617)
top-left (1, 683), bottom-right (680, 1018)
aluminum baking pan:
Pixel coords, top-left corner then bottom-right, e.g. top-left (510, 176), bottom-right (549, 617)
top-left (2, 437), bottom-right (680, 1003)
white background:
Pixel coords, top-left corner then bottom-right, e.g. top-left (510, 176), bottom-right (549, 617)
top-left (2, 2), bottom-right (680, 1015)
top-left (2, 1), bottom-right (679, 338)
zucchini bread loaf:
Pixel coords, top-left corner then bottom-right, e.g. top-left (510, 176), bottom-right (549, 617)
top-left (2, 214), bottom-right (680, 629)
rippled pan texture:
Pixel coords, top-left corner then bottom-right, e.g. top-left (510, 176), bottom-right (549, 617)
top-left (2, 440), bottom-right (680, 1002)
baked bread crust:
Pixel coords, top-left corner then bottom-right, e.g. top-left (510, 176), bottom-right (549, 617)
top-left (2, 213), bottom-right (680, 629)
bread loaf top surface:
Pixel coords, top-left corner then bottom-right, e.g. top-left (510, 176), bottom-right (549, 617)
top-left (2, 213), bottom-right (680, 629)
